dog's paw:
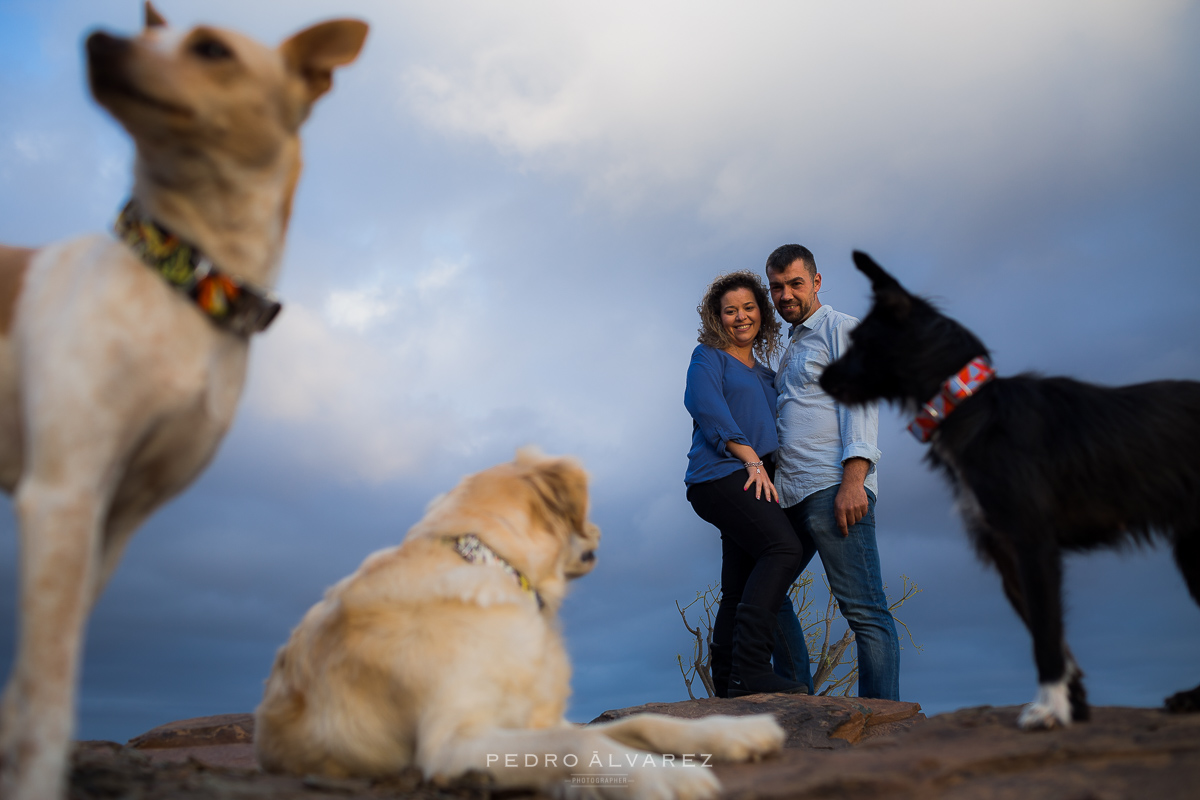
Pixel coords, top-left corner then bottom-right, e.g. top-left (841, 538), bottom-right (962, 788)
top-left (1017, 681), bottom-right (1072, 730)
top-left (625, 761), bottom-right (721, 800)
top-left (687, 714), bottom-right (785, 762)
top-left (1164, 683), bottom-right (1200, 713)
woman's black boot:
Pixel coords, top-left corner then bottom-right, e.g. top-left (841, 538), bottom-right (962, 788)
top-left (728, 603), bottom-right (807, 696)
top-left (709, 641), bottom-right (733, 698)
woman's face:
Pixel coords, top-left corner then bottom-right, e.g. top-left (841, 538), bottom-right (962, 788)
top-left (719, 287), bottom-right (761, 350)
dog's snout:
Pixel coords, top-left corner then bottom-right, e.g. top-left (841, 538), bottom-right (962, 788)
top-left (86, 31), bottom-right (132, 94)
top-left (580, 550), bottom-right (595, 563)
top-left (86, 31), bottom-right (130, 61)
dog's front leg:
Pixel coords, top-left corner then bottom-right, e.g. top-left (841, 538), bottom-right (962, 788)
top-left (979, 527), bottom-right (1085, 729)
top-left (986, 537), bottom-right (1031, 629)
top-left (1, 479), bottom-right (108, 800)
top-left (419, 725), bottom-right (724, 800)
top-left (590, 713), bottom-right (784, 764)
top-left (1165, 534), bottom-right (1200, 712)
top-left (1009, 539), bottom-right (1077, 730)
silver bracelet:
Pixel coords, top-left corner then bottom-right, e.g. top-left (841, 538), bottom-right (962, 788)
top-left (744, 460), bottom-right (763, 474)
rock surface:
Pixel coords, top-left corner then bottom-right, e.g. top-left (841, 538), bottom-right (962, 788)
top-left (66, 698), bottom-right (1200, 798)
top-left (127, 712), bottom-right (259, 769)
top-left (712, 704), bottom-right (1200, 799)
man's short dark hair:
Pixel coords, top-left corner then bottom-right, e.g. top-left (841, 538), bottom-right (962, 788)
top-left (765, 244), bottom-right (817, 279)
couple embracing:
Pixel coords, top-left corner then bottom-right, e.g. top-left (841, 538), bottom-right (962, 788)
top-left (684, 245), bottom-right (900, 699)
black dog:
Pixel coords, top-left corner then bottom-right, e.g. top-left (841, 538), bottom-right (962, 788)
top-left (820, 251), bottom-right (1200, 729)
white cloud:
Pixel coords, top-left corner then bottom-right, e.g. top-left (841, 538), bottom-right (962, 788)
top-left (243, 249), bottom-right (697, 486)
top-left (245, 301), bottom-right (466, 481)
top-left (12, 132), bottom-right (58, 163)
top-left (245, 254), bottom-right (488, 480)
top-left (392, 0), bottom-right (1193, 231)
top-left (320, 258), bottom-right (465, 333)
top-left (325, 286), bottom-right (400, 332)
top-left (415, 258), bottom-right (462, 294)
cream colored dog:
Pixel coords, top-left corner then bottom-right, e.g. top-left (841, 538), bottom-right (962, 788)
top-left (256, 450), bottom-right (785, 799)
top-left (0, 5), bottom-right (366, 799)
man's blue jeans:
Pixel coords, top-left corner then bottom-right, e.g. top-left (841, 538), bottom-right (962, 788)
top-left (780, 484), bottom-right (900, 700)
top-left (772, 596), bottom-right (815, 694)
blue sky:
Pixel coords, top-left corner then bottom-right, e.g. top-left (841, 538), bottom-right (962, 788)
top-left (1, 0), bottom-right (1198, 742)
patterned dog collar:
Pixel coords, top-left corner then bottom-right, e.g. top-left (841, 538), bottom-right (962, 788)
top-left (114, 199), bottom-right (282, 336)
top-left (451, 533), bottom-right (544, 610)
top-left (908, 356), bottom-right (996, 443)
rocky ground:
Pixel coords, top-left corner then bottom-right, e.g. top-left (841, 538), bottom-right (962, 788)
top-left (66, 696), bottom-right (1199, 799)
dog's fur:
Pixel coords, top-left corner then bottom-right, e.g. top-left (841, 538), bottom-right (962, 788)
top-left (0, 6), bottom-right (366, 798)
top-left (820, 251), bottom-right (1200, 730)
top-left (256, 450), bottom-right (785, 799)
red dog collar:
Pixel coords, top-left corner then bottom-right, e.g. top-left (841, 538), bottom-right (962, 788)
top-left (908, 357), bottom-right (996, 443)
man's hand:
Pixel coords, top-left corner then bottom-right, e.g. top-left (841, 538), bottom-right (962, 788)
top-left (834, 457), bottom-right (871, 536)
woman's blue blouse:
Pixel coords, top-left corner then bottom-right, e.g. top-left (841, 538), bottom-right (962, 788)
top-left (684, 344), bottom-right (779, 486)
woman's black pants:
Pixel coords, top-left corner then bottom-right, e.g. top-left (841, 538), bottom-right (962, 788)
top-left (686, 457), bottom-right (804, 647)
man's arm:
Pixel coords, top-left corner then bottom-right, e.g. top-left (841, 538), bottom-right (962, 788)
top-left (830, 317), bottom-right (879, 536)
top-left (834, 457), bottom-right (870, 536)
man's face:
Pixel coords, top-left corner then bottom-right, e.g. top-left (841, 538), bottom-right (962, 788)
top-left (768, 259), bottom-right (822, 325)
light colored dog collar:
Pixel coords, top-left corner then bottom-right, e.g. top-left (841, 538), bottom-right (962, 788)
top-left (452, 533), bottom-right (545, 610)
top-left (908, 356), bottom-right (996, 443)
top-left (114, 199), bottom-right (282, 336)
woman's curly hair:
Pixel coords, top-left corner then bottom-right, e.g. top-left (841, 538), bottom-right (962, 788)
top-left (696, 270), bottom-right (782, 365)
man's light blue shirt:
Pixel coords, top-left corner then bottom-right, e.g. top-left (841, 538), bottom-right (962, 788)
top-left (774, 304), bottom-right (881, 508)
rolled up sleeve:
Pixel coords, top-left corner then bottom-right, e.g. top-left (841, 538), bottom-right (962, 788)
top-left (842, 436), bottom-right (882, 466)
top-left (832, 318), bottom-right (881, 468)
top-left (685, 349), bottom-right (746, 457)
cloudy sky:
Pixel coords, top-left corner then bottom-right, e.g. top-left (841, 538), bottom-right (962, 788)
top-left (1, 0), bottom-right (1198, 742)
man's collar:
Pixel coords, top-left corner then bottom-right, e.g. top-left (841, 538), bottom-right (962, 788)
top-left (787, 303), bottom-right (830, 339)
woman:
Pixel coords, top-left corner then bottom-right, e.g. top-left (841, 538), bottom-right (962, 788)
top-left (684, 271), bottom-right (812, 697)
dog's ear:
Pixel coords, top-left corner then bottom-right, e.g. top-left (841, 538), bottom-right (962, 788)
top-left (853, 250), bottom-right (911, 318)
top-left (144, 1), bottom-right (167, 29)
top-left (280, 19), bottom-right (369, 109)
top-left (517, 449), bottom-right (590, 534)
top-left (852, 251), bottom-right (904, 293)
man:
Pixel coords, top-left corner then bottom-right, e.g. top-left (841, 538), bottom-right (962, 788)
top-left (765, 244), bottom-right (900, 700)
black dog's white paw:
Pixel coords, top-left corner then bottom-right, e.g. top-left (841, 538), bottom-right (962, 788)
top-left (1018, 681), bottom-right (1072, 730)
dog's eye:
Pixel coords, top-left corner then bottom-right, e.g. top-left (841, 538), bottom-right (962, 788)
top-left (191, 38), bottom-right (233, 61)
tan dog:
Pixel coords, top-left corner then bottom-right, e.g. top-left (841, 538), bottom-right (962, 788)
top-left (256, 450), bottom-right (785, 799)
top-left (0, 5), bottom-right (367, 799)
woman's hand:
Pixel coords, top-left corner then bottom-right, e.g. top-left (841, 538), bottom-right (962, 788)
top-left (742, 460), bottom-right (779, 503)
top-left (726, 442), bottom-right (779, 503)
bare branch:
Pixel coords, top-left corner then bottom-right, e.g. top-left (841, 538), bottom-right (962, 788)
top-left (677, 572), bottom-right (919, 699)
top-left (817, 587), bottom-right (837, 668)
top-left (887, 575), bottom-right (924, 652)
top-left (812, 627), bottom-right (855, 689)
top-left (697, 654), bottom-right (715, 698)
top-left (676, 654), bottom-right (697, 700)
top-left (675, 598), bottom-right (702, 639)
